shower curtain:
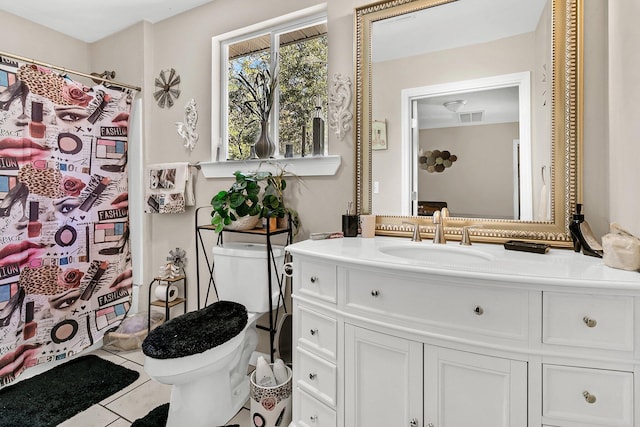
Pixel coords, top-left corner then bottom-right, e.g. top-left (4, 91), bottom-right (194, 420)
top-left (0, 56), bottom-right (137, 387)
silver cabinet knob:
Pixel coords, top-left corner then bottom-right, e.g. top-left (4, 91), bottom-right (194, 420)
top-left (371, 289), bottom-right (380, 297)
top-left (310, 328), bottom-right (318, 336)
top-left (309, 372), bottom-right (317, 380)
top-left (583, 390), bottom-right (597, 403)
top-left (427, 424), bottom-right (435, 427)
top-left (409, 418), bottom-right (419, 427)
top-left (310, 276), bottom-right (318, 284)
top-left (474, 305), bottom-right (484, 315)
top-left (583, 316), bottom-right (597, 328)
top-left (310, 415), bottom-right (318, 423)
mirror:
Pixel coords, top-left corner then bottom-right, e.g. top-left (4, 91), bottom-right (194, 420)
top-left (354, 0), bottom-right (582, 245)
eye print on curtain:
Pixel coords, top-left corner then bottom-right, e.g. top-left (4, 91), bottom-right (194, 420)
top-left (0, 58), bottom-right (138, 387)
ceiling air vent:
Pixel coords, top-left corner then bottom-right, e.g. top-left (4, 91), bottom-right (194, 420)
top-left (458, 111), bottom-right (484, 124)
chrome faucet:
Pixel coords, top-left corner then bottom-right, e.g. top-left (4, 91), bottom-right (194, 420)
top-left (433, 207), bottom-right (449, 244)
top-left (403, 221), bottom-right (422, 242)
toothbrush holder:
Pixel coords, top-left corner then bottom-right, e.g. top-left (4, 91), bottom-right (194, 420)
top-left (342, 214), bottom-right (359, 237)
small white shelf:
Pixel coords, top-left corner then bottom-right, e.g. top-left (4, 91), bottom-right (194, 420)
top-left (199, 155), bottom-right (341, 178)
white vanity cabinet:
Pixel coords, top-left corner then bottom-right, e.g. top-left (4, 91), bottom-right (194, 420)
top-left (344, 325), bottom-right (423, 427)
top-left (541, 291), bottom-right (636, 426)
top-left (345, 326), bottom-right (527, 427)
top-left (288, 237), bottom-right (640, 427)
top-left (424, 345), bottom-right (528, 427)
top-left (292, 258), bottom-right (339, 427)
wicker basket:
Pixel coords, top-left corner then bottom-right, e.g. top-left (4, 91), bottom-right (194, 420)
top-left (103, 311), bottom-right (164, 351)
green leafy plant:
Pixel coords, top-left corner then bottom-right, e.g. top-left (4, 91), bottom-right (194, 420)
top-left (210, 168), bottom-right (300, 234)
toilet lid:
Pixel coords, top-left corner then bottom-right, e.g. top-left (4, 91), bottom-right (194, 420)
top-left (142, 300), bottom-right (248, 359)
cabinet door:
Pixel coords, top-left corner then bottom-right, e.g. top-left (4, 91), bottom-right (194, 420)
top-left (345, 325), bottom-right (423, 427)
top-left (424, 346), bottom-right (527, 427)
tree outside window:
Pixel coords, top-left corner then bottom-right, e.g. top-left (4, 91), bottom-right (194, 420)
top-left (226, 22), bottom-right (328, 160)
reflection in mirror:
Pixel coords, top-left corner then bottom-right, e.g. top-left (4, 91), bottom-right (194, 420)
top-left (401, 72), bottom-right (540, 221)
top-left (355, 0), bottom-right (582, 245)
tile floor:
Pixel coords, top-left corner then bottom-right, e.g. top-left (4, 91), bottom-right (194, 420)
top-left (57, 347), bottom-right (250, 427)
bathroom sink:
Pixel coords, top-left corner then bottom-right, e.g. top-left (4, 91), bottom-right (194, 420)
top-left (379, 244), bottom-right (494, 264)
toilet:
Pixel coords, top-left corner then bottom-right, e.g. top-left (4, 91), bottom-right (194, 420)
top-left (142, 242), bottom-right (285, 427)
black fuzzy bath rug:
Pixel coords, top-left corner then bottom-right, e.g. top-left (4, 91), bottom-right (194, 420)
top-left (131, 403), bottom-right (169, 427)
top-left (0, 354), bottom-right (139, 427)
top-left (132, 403), bottom-right (241, 427)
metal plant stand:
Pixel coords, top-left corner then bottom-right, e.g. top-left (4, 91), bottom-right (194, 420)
top-left (195, 206), bottom-right (292, 362)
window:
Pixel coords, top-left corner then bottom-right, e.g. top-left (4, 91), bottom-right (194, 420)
top-left (221, 13), bottom-right (328, 160)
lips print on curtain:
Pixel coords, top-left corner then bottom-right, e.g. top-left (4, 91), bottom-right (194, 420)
top-left (0, 57), bottom-right (137, 387)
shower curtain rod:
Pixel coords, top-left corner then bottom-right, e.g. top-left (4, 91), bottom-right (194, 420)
top-left (0, 50), bottom-right (142, 92)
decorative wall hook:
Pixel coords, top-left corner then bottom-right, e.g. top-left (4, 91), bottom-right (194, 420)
top-left (176, 98), bottom-right (199, 151)
top-left (328, 73), bottom-right (353, 141)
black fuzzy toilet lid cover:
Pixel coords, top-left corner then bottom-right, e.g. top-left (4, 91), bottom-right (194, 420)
top-left (142, 300), bottom-right (248, 359)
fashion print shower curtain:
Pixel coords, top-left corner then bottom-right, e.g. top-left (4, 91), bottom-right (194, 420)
top-left (0, 56), bottom-right (136, 387)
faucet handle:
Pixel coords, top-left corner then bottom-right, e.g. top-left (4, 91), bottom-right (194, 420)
top-left (441, 207), bottom-right (450, 220)
top-left (403, 221), bottom-right (422, 242)
top-left (432, 210), bottom-right (441, 224)
top-left (432, 211), bottom-right (446, 244)
top-left (460, 225), bottom-right (482, 246)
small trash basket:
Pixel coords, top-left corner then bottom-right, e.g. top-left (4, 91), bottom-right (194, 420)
top-left (250, 364), bottom-right (292, 427)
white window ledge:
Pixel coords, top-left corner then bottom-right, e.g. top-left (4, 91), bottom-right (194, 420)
top-left (199, 155), bottom-right (341, 178)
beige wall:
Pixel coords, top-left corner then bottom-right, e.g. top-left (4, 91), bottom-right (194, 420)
top-left (418, 123), bottom-right (518, 218)
top-left (583, 0), bottom-right (610, 239)
top-left (0, 10), bottom-right (91, 77)
top-left (0, 0), bottom-right (637, 310)
top-left (609, 0), bottom-right (640, 237)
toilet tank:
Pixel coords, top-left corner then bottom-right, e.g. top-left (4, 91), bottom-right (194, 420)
top-left (212, 242), bottom-right (285, 313)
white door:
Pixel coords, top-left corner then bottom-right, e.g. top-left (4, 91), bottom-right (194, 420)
top-left (345, 325), bottom-right (423, 427)
top-left (424, 345), bottom-right (528, 427)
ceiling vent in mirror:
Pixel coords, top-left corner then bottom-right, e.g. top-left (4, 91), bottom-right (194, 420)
top-left (458, 111), bottom-right (484, 124)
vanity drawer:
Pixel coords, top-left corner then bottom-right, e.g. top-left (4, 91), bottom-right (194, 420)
top-left (344, 269), bottom-right (528, 341)
top-left (296, 388), bottom-right (336, 427)
top-left (543, 292), bottom-right (634, 351)
top-left (542, 364), bottom-right (633, 426)
top-left (296, 259), bottom-right (337, 303)
top-left (295, 347), bottom-right (337, 408)
top-left (298, 305), bottom-right (337, 362)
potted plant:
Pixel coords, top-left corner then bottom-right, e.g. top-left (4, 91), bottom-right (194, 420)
top-left (261, 165), bottom-right (300, 233)
top-left (234, 59), bottom-right (279, 159)
top-left (210, 167), bottom-right (300, 234)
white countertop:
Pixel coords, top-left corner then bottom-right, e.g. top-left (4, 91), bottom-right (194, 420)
top-left (287, 236), bottom-right (640, 290)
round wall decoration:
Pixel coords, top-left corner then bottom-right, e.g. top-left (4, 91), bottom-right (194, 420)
top-left (153, 68), bottom-right (181, 108)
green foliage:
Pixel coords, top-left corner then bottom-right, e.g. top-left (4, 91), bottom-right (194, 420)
top-left (210, 169), bottom-right (300, 234)
top-left (228, 53), bottom-right (269, 160)
top-left (279, 35), bottom-right (328, 155)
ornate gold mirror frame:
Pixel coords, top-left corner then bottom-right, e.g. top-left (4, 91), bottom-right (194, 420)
top-left (354, 0), bottom-right (583, 246)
